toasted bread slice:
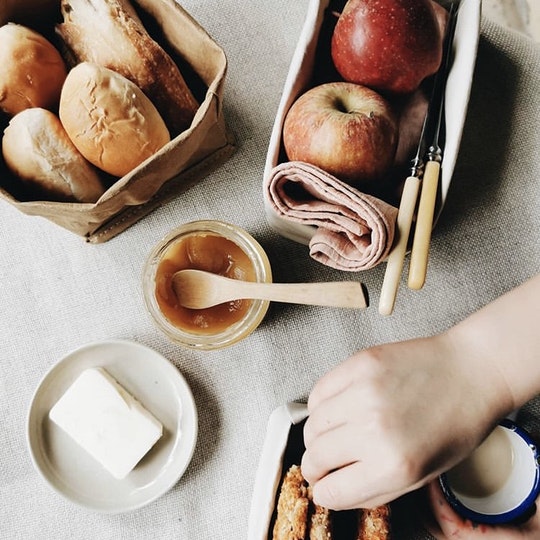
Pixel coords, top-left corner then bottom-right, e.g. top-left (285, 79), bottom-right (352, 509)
top-left (357, 505), bottom-right (391, 540)
top-left (273, 465), bottom-right (309, 540)
top-left (273, 464), bottom-right (390, 540)
top-left (307, 487), bottom-right (332, 540)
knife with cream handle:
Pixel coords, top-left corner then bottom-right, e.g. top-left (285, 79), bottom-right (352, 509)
top-left (379, 2), bottom-right (459, 312)
top-left (408, 2), bottom-right (459, 290)
top-left (378, 126), bottom-right (425, 315)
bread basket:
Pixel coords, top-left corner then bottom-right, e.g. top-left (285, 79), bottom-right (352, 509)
top-left (0, 0), bottom-right (235, 242)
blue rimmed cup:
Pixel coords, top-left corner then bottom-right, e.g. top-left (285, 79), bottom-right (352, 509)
top-left (439, 419), bottom-right (540, 525)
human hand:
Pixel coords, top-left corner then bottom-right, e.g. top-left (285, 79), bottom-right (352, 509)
top-left (426, 480), bottom-right (540, 539)
top-left (301, 334), bottom-right (513, 510)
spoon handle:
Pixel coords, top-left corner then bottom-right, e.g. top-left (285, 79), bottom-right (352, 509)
top-left (222, 279), bottom-right (367, 309)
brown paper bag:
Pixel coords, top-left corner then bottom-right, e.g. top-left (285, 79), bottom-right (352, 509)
top-left (0, 0), bottom-right (235, 242)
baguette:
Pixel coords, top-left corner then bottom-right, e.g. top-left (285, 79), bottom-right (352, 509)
top-left (56, 0), bottom-right (199, 136)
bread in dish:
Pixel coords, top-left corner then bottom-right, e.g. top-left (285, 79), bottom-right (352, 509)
top-left (356, 504), bottom-right (391, 540)
top-left (272, 464), bottom-right (309, 540)
top-left (2, 107), bottom-right (105, 203)
top-left (55, 0), bottom-right (199, 136)
top-left (59, 62), bottom-right (171, 177)
top-left (308, 487), bottom-right (333, 540)
top-left (272, 464), bottom-right (391, 539)
top-left (0, 23), bottom-right (67, 116)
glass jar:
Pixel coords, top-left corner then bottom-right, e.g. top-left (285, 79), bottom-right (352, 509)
top-left (142, 220), bottom-right (272, 350)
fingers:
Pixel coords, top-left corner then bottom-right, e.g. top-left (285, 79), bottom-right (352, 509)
top-left (306, 354), bottom-right (359, 412)
top-left (302, 415), bottom-right (428, 510)
top-left (427, 480), bottom-right (540, 539)
top-left (304, 350), bottom-right (387, 449)
top-left (302, 383), bottom-right (373, 485)
top-left (303, 386), bottom-right (353, 448)
top-left (306, 460), bottom-right (423, 510)
top-left (426, 481), bottom-right (482, 539)
top-left (302, 349), bottom-right (421, 510)
top-left (301, 420), bottom-right (357, 485)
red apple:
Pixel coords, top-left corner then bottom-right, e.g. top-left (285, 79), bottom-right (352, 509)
top-left (331, 0), bottom-right (443, 95)
top-left (282, 81), bottom-right (398, 184)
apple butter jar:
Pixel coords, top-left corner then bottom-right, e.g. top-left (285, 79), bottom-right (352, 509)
top-left (143, 220), bottom-right (272, 349)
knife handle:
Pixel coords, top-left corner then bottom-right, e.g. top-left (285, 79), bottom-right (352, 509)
top-left (408, 160), bottom-right (441, 290)
top-left (379, 175), bottom-right (421, 315)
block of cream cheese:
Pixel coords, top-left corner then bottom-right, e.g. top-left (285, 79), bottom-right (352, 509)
top-left (49, 367), bottom-right (163, 479)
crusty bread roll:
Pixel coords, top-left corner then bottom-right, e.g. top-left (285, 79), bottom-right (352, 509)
top-left (59, 62), bottom-right (171, 177)
top-left (55, 0), bottom-right (199, 136)
top-left (0, 23), bottom-right (67, 116)
top-left (2, 108), bottom-right (105, 203)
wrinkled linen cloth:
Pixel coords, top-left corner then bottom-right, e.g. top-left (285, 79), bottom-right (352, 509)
top-left (1, 4), bottom-right (540, 540)
top-left (265, 161), bottom-right (398, 271)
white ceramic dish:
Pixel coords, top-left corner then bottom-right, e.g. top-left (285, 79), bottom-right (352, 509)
top-left (263, 0), bottom-right (482, 246)
top-left (248, 402), bottom-right (308, 539)
top-left (26, 339), bottom-right (198, 513)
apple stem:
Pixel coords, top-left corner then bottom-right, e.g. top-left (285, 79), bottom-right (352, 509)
top-left (330, 10), bottom-right (341, 19)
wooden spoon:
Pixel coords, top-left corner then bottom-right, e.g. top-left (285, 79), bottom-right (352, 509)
top-left (172, 269), bottom-right (366, 309)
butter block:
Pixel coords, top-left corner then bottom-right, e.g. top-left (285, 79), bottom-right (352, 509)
top-left (49, 367), bottom-right (163, 479)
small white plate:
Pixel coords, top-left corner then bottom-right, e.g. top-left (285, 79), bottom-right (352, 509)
top-left (26, 339), bottom-right (198, 513)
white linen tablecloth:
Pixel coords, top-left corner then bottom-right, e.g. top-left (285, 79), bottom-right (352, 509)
top-left (1, 1), bottom-right (539, 539)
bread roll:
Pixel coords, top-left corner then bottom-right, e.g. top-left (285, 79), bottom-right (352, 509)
top-left (2, 108), bottom-right (105, 203)
top-left (59, 62), bottom-right (171, 177)
top-left (56, 0), bottom-right (199, 136)
top-left (0, 23), bottom-right (68, 116)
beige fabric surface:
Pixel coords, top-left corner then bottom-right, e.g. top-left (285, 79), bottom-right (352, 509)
top-left (0, 1), bottom-right (539, 539)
